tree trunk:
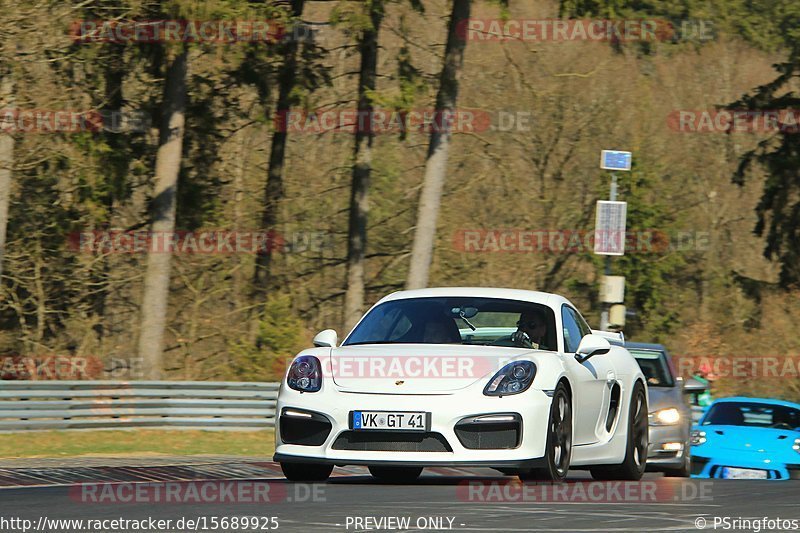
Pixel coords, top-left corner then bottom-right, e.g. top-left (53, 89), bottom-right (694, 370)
top-left (405, 0), bottom-right (471, 290)
top-left (343, 3), bottom-right (383, 331)
top-left (91, 42), bottom-right (127, 341)
top-left (137, 47), bottom-right (188, 380)
top-left (253, 0), bottom-right (306, 294)
top-left (0, 68), bottom-right (13, 285)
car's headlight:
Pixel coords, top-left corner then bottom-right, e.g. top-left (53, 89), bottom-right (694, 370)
top-left (794, 438), bottom-right (800, 454)
top-left (287, 355), bottom-right (322, 392)
top-left (483, 361), bottom-right (536, 396)
top-left (690, 430), bottom-right (706, 446)
top-left (650, 407), bottom-right (681, 426)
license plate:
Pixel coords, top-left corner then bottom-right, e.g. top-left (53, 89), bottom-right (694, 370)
top-left (721, 467), bottom-right (768, 479)
top-left (351, 411), bottom-right (428, 431)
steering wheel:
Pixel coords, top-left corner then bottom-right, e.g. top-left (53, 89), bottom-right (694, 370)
top-left (489, 336), bottom-right (515, 347)
top-left (771, 422), bottom-right (793, 430)
top-left (489, 331), bottom-right (532, 348)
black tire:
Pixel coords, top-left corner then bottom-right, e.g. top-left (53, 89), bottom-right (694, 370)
top-left (663, 450), bottom-right (691, 478)
top-left (280, 462), bottom-right (333, 482)
top-left (519, 382), bottom-right (572, 482)
top-left (590, 381), bottom-right (648, 481)
top-left (368, 466), bottom-right (423, 483)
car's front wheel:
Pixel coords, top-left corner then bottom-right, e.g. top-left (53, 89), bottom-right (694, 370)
top-left (280, 462), bottom-right (333, 482)
top-left (368, 466), bottom-right (423, 483)
top-left (590, 381), bottom-right (648, 481)
top-left (519, 382), bottom-right (572, 482)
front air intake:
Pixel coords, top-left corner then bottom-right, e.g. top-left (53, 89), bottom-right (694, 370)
top-left (332, 431), bottom-right (452, 452)
top-left (454, 414), bottom-right (522, 450)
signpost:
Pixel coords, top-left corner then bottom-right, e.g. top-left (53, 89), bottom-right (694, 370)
top-left (600, 150), bottom-right (632, 171)
top-left (596, 151), bottom-right (631, 330)
top-left (594, 201), bottom-right (627, 256)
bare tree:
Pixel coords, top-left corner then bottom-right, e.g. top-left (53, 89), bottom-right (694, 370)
top-left (406, 0), bottom-right (470, 289)
top-left (0, 67), bottom-right (12, 284)
top-left (343, 1), bottom-right (384, 330)
top-left (137, 47), bottom-right (188, 380)
top-left (254, 0), bottom-right (306, 294)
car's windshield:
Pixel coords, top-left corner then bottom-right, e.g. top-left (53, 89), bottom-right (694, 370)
top-left (344, 297), bottom-right (557, 350)
top-left (630, 349), bottom-right (675, 387)
top-left (702, 402), bottom-right (800, 429)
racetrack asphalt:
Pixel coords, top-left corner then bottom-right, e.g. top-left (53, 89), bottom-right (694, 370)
top-left (0, 458), bottom-right (797, 533)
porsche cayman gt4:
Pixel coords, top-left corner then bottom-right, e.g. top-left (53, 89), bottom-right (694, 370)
top-left (274, 287), bottom-right (648, 483)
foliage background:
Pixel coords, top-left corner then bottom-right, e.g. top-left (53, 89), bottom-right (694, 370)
top-left (0, 0), bottom-right (798, 400)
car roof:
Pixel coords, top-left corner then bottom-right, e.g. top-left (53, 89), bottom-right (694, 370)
top-left (377, 287), bottom-right (572, 308)
top-left (712, 397), bottom-right (800, 410)
top-left (625, 342), bottom-right (667, 351)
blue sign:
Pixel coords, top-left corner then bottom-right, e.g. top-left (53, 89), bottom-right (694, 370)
top-left (600, 150), bottom-right (632, 171)
top-left (353, 411), bottom-right (362, 429)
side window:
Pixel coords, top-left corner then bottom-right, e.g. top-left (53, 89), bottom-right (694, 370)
top-left (561, 306), bottom-right (583, 353)
top-left (572, 308), bottom-right (592, 338)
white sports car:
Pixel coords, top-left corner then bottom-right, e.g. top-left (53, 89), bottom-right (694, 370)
top-left (274, 287), bottom-right (648, 482)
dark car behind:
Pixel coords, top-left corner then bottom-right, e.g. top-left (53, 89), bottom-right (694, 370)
top-left (627, 342), bottom-right (692, 477)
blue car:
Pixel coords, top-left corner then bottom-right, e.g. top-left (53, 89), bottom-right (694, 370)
top-left (690, 397), bottom-right (800, 480)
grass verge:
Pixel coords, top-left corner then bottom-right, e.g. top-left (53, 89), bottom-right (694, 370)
top-left (0, 429), bottom-right (275, 459)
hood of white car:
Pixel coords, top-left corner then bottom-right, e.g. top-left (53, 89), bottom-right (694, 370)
top-left (326, 344), bottom-right (537, 394)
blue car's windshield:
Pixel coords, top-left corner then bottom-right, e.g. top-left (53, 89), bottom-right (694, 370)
top-left (344, 297), bottom-right (558, 351)
top-left (702, 402), bottom-right (800, 430)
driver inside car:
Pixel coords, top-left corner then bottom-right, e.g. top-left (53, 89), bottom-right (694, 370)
top-left (511, 309), bottom-right (548, 349)
top-left (423, 319), bottom-right (461, 344)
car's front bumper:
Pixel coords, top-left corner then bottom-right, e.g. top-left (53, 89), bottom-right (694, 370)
top-left (273, 453), bottom-right (546, 469)
top-left (691, 452), bottom-right (800, 480)
top-left (273, 384), bottom-right (553, 467)
top-left (646, 424), bottom-right (690, 471)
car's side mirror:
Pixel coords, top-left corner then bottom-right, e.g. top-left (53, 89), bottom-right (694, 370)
top-left (683, 377), bottom-right (709, 393)
top-left (313, 329), bottom-right (338, 348)
top-left (574, 334), bottom-right (611, 364)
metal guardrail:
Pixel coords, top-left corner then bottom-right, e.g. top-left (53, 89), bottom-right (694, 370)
top-left (0, 381), bottom-right (279, 431)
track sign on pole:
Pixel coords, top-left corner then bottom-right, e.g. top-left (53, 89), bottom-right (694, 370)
top-left (600, 275), bottom-right (626, 303)
top-left (609, 304), bottom-right (627, 327)
top-left (600, 150), bottom-right (632, 171)
top-left (594, 201), bottom-right (628, 256)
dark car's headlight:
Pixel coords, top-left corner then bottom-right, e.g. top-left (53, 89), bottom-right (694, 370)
top-left (690, 430), bottom-right (706, 445)
top-left (650, 407), bottom-right (681, 426)
top-left (287, 355), bottom-right (322, 392)
top-left (483, 361), bottom-right (536, 396)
